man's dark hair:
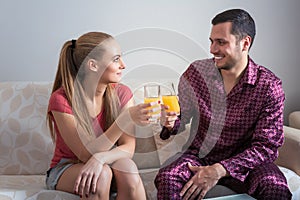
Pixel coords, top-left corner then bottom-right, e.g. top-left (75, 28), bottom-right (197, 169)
top-left (212, 9), bottom-right (256, 49)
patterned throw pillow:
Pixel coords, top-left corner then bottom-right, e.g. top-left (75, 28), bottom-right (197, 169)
top-left (0, 82), bottom-right (54, 175)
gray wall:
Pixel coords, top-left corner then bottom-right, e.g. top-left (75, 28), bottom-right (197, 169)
top-left (1, 0), bottom-right (299, 124)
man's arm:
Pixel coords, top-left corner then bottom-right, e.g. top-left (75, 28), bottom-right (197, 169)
top-left (160, 63), bottom-right (197, 140)
top-left (220, 80), bottom-right (285, 181)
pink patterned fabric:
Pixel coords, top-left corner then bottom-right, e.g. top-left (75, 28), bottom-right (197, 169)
top-left (155, 58), bottom-right (292, 199)
top-left (48, 84), bottom-right (132, 168)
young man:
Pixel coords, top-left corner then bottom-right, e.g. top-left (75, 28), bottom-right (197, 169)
top-left (155, 9), bottom-right (292, 200)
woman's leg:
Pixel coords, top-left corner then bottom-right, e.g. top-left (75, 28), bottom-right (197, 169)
top-left (56, 163), bottom-right (113, 200)
top-left (111, 158), bottom-right (146, 200)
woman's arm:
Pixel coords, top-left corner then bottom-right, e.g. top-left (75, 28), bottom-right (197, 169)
top-left (52, 111), bottom-right (92, 162)
top-left (52, 98), bottom-right (150, 163)
top-left (87, 98), bottom-right (137, 164)
top-left (92, 134), bottom-right (136, 165)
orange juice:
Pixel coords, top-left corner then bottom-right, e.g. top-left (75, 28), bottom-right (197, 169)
top-left (162, 95), bottom-right (180, 113)
top-left (144, 97), bottom-right (161, 114)
top-left (144, 97), bottom-right (161, 123)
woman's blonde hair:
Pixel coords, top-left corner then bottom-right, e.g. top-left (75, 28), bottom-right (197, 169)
top-left (47, 32), bottom-right (120, 141)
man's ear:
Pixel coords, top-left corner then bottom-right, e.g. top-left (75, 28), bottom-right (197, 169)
top-left (87, 59), bottom-right (98, 72)
top-left (241, 35), bottom-right (252, 51)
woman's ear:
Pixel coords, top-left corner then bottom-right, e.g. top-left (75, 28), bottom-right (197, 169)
top-left (87, 59), bottom-right (98, 72)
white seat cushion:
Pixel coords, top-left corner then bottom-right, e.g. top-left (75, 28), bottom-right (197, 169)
top-left (0, 175), bottom-right (78, 200)
top-left (279, 166), bottom-right (300, 200)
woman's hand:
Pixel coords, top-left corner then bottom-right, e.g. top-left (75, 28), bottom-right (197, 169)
top-left (74, 155), bottom-right (104, 198)
top-left (129, 102), bottom-right (157, 126)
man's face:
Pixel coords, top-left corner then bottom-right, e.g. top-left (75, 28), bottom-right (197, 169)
top-left (209, 22), bottom-right (243, 70)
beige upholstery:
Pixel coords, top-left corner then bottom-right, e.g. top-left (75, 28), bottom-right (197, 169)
top-left (275, 112), bottom-right (300, 198)
top-left (289, 111), bottom-right (300, 130)
top-left (0, 82), bottom-right (300, 199)
top-left (0, 82), bottom-right (54, 175)
top-left (275, 126), bottom-right (300, 177)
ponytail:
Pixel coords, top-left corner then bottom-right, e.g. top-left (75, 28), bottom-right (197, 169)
top-left (48, 40), bottom-right (78, 141)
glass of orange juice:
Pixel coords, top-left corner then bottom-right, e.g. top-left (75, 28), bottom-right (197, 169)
top-left (161, 83), bottom-right (180, 114)
top-left (144, 84), bottom-right (161, 123)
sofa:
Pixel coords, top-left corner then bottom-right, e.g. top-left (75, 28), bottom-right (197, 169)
top-left (0, 81), bottom-right (299, 200)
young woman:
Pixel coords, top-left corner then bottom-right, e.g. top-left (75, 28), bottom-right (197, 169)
top-left (46, 32), bottom-right (150, 200)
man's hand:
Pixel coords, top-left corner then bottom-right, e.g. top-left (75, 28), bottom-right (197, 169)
top-left (160, 104), bottom-right (178, 130)
top-left (180, 163), bottom-right (227, 199)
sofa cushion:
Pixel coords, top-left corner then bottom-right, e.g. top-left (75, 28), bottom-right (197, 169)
top-left (275, 126), bottom-right (300, 176)
top-left (132, 134), bottom-right (160, 169)
top-left (0, 175), bottom-right (79, 200)
top-left (0, 82), bottom-right (54, 175)
top-left (0, 169), bottom-right (159, 200)
top-left (278, 166), bottom-right (300, 200)
top-left (289, 111), bottom-right (300, 129)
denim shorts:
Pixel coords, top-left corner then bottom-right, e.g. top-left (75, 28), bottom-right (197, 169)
top-left (45, 158), bottom-right (74, 190)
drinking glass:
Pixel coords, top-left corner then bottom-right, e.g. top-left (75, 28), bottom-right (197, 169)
top-left (161, 82), bottom-right (180, 114)
top-left (144, 83), bottom-right (161, 123)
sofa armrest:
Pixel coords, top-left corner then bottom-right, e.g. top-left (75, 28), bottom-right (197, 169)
top-left (289, 111), bottom-right (300, 129)
top-left (275, 125), bottom-right (300, 176)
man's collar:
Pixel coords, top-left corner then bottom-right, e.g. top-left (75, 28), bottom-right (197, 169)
top-left (204, 57), bottom-right (258, 86)
top-left (240, 57), bottom-right (258, 86)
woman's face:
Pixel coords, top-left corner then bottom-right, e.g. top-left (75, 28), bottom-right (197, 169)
top-left (96, 38), bottom-right (126, 84)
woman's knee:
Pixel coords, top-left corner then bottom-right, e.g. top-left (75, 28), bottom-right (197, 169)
top-left (111, 158), bottom-right (139, 173)
top-left (94, 164), bottom-right (113, 197)
top-left (112, 158), bottom-right (143, 192)
top-left (104, 164), bottom-right (113, 177)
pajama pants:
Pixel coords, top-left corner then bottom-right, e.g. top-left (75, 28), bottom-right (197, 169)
top-left (154, 154), bottom-right (292, 200)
